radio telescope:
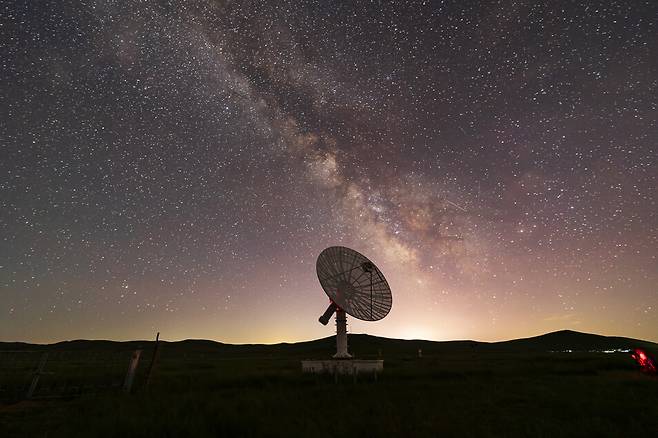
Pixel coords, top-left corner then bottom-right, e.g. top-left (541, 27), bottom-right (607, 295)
top-left (316, 246), bottom-right (392, 358)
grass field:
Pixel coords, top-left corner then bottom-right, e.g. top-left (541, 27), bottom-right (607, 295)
top-left (1, 332), bottom-right (657, 437)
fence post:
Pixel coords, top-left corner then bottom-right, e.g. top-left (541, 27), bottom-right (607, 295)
top-left (123, 350), bottom-right (142, 393)
top-left (144, 332), bottom-right (161, 388)
top-left (26, 352), bottom-right (48, 399)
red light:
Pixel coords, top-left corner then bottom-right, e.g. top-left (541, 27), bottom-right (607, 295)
top-left (631, 348), bottom-right (657, 374)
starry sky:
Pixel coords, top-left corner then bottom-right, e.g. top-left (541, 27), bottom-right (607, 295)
top-left (2, 0), bottom-right (657, 344)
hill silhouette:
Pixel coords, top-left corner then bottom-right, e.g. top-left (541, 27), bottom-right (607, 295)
top-left (1, 330), bottom-right (656, 355)
top-left (492, 329), bottom-right (657, 352)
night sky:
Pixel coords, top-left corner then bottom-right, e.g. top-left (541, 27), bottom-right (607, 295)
top-left (2, 1), bottom-right (657, 344)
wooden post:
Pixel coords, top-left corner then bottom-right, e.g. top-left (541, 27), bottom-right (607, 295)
top-left (26, 352), bottom-right (48, 399)
top-left (123, 349), bottom-right (142, 393)
top-left (144, 332), bottom-right (160, 388)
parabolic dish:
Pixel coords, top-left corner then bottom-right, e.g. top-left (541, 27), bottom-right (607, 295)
top-left (316, 246), bottom-right (392, 321)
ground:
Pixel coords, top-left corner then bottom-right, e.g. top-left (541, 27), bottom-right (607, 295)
top-left (1, 336), bottom-right (657, 437)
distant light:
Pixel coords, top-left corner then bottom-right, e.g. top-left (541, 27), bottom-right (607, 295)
top-left (552, 348), bottom-right (631, 354)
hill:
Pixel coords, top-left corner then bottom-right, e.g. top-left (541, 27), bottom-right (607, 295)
top-left (1, 330), bottom-right (655, 356)
top-left (492, 329), bottom-right (657, 352)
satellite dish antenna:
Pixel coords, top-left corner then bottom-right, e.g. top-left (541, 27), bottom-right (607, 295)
top-left (316, 246), bottom-right (392, 358)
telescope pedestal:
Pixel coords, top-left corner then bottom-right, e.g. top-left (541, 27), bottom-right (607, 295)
top-left (333, 308), bottom-right (352, 359)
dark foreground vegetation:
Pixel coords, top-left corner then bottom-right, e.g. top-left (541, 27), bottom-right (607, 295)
top-left (1, 330), bottom-right (657, 437)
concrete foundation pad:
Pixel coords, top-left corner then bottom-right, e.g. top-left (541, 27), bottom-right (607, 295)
top-left (301, 359), bottom-right (383, 375)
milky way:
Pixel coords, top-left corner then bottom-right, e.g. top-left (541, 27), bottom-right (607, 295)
top-left (2, 1), bottom-right (657, 343)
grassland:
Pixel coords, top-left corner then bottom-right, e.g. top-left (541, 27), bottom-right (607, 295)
top-left (1, 331), bottom-right (657, 437)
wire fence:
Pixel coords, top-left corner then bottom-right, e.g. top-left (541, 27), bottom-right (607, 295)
top-left (0, 349), bottom-right (149, 402)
